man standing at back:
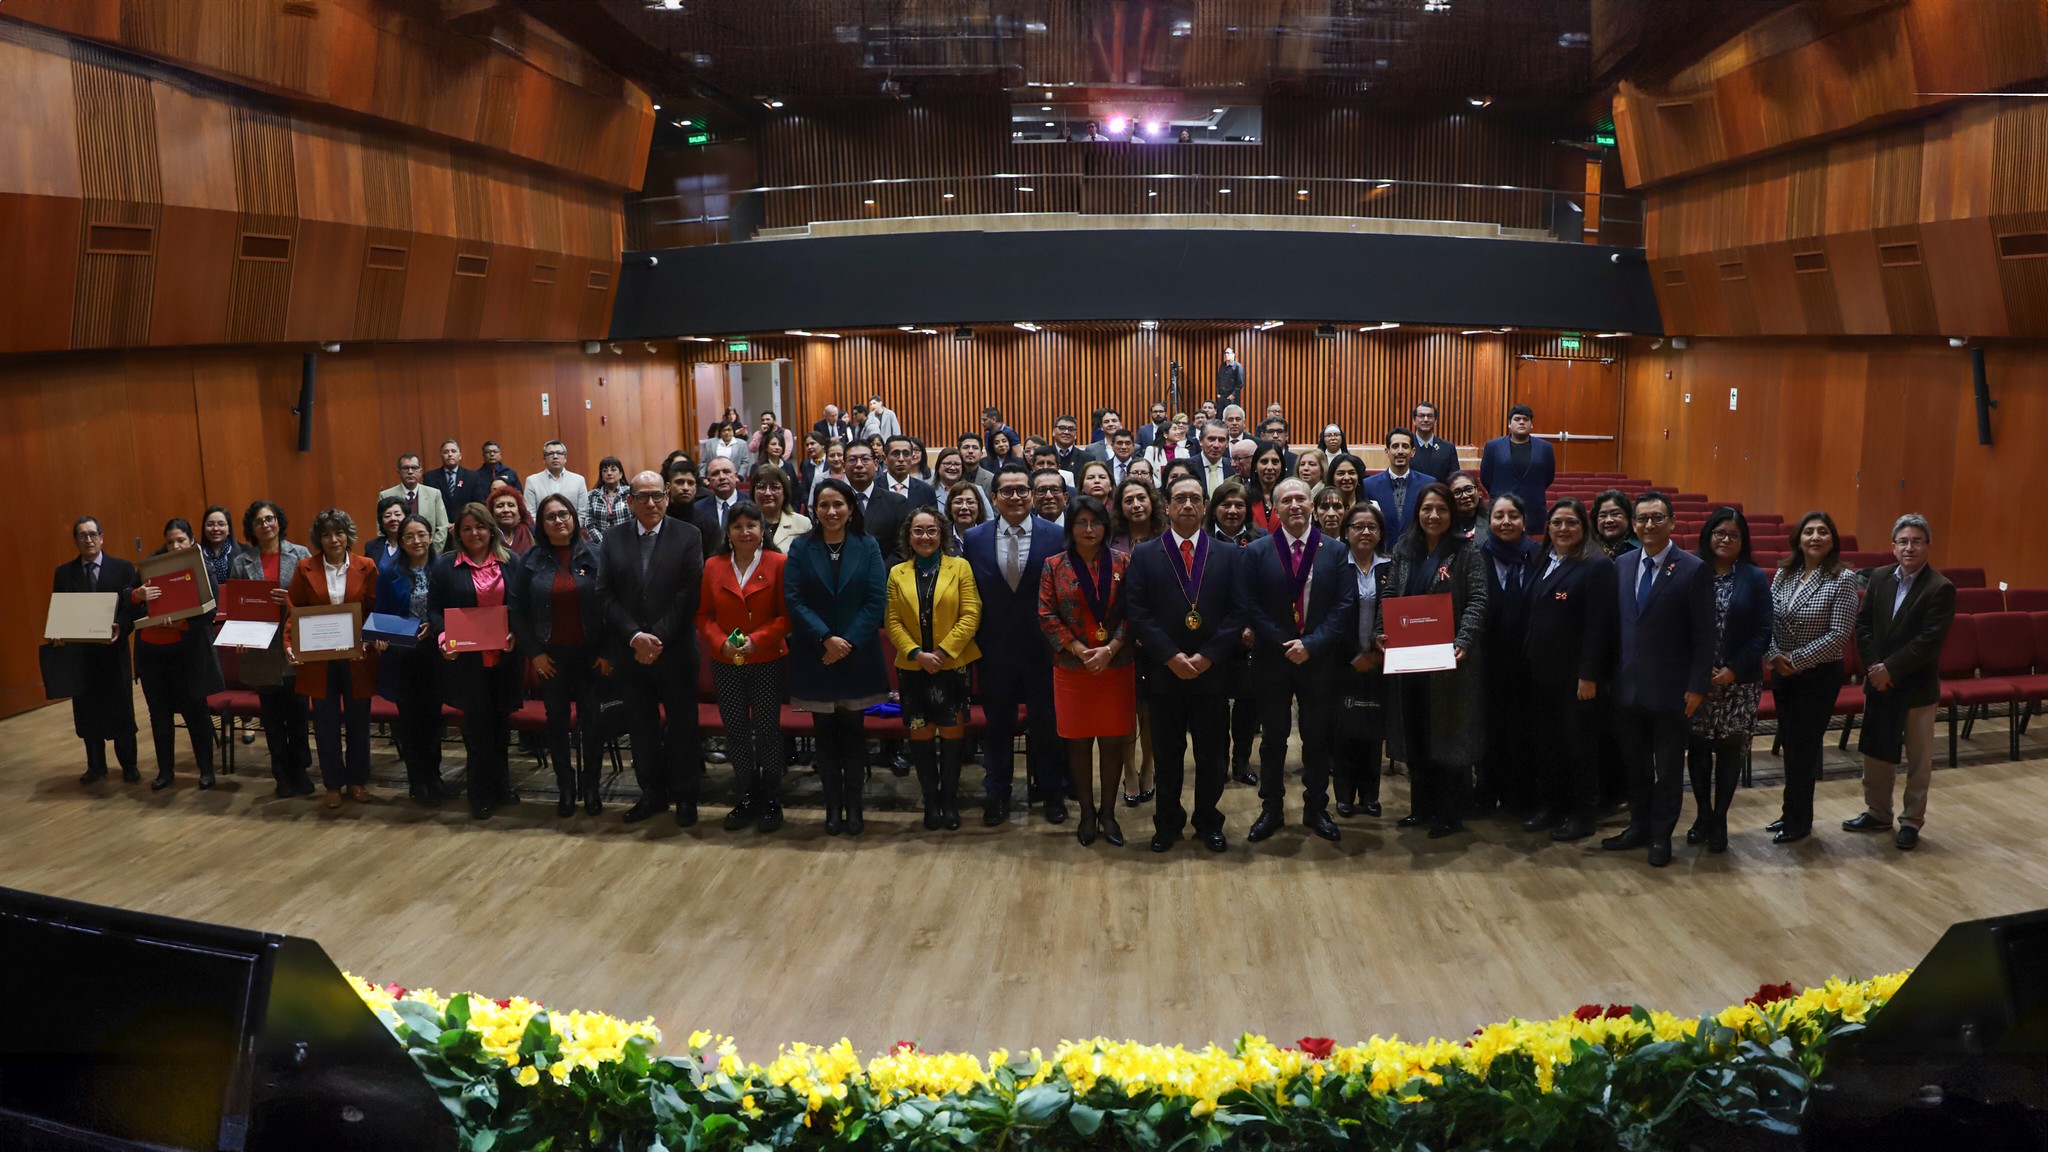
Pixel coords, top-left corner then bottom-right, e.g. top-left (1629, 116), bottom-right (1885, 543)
top-left (881, 435), bottom-right (938, 509)
top-left (431, 439), bottom-right (484, 513)
top-left (478, 441), bottom-right (520, 492)
top-left (844, 441), bottom-right (910, 563)
top-left (1407, 402), bottom-right (1460, 485)
top-left (1216, 347), bottom-right (1246, 412)
top-left (597, 471), bottom-right (706, 827)
top-left (381, 453), bottom-right (449, 543)
top-left (524, 440), bottom-right (587, 517)
top-left (1480, 404), bottom-right (1556, 517)
top-left (862, 395), bottom-right (902, 441)
top-left (1135, 401), bottom-right (1169, 451)
top-left (1604, 491), bottom-right (1714, 867)
top-left (1845, 514), bottom-right (1956, 851)
top-left (1360, 428), bottom-right (1433, 544)
top-left (962, 464), bottom-right (1065, 824)
top-left (1196, 421), bottom-right (1231, 494)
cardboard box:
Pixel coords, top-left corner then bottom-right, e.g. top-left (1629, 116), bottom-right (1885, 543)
top-left (136, 546), bottom-right (216, 629)
top-left (44, 592), bottom-right (119, 643)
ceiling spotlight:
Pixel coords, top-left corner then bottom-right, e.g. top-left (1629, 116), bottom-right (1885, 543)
top-left (917, 328), bottom-right (939, 335)
top-left (784, 329), bottom-right (813, 337)
top-left (1144, 120), bottom-right (1162, 136)
top-left (942, 192), bottom-right (955, 199)
top-left (583, 341), bottom-right (601, 354)
top-left (1147, 190), bottom-right (1157, 197)
top-left (1423, 0), bottom-right (1450, 10)
top-left (652, 103), bottom-right (661, 111)
top-left (643, 342), bottom-right (657, 353)
top-left (1467, 95), bottom-right (1493, 107)
top-left (1358, 322), bottom-right (1400, 332)
top-left (1139, 320), bottom-right (1159, 330)
top-left (1460, 329), bottom-right (1488, 336)
top-left (1594, 332), bottom-right (1630, 339)
top-left (1045, 122), bottom-right (1056, 127)
top-left (1206, 124), bottom-right (1218, 130)
top-left (1948, 336), bottom-right (1969, 348)
top-left (1256, 320), bottom-right (1283, 331)
top-left (608, 342), bottom-right (623, 354)
top-left (863, 198), bottom-right (876, 205)
top-left (1012, 322), bottom-right (1042, 332)
top-left (1296, 188), bottom-right (1309, 196)
top-left (683, 336), bottom-right (712, 342)
top-left (816, 332), bottom-right (841, 339)
top-left (1016, 185), bottom-right (1034, 193)
top-left (1218, 187), bottom-right (1231, 194)
top-left (1041, 105), bottom-right (1051, 111)
top-left (661, 0), bottom-right (681, 8)
top-left (898, 325), bottom-right (916, 331)
top-left (768, 100), bottom-right (784, 108)
top-left (320, 341), bottom-right (341, 353)
top-left (1212, 107), bottom-right (1225, 114)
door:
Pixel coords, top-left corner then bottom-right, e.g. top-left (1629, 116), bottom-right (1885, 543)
top-left (1510, 356), bottom-right (1620, 472)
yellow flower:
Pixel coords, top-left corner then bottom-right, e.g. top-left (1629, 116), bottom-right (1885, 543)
top-left (515, 1066), bottom-right (539, 1088)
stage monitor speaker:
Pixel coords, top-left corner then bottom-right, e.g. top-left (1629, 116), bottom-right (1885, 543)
top-left (296, 353), bottom-right (317, 453)
top-left (0, 887), bottom-right (454, 1152)
top-left (1972, 346), bottom-right (1995, 446)
top-left (1808, 907), bottom-right (2048, 1151)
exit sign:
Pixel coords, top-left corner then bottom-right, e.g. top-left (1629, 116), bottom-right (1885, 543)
top-left (1559, 336), bottom-right (1581, 351)
top-left (686, 133), bottom-right (711, 145)
top-left (726, 340), bottom-right (750, 353)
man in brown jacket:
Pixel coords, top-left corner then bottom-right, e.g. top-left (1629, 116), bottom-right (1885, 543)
top-left (1844, 513), bottom-right (1956, 850)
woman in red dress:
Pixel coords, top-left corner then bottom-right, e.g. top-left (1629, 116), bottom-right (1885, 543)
top-left (1038, 494), bottom-right (1137, 846)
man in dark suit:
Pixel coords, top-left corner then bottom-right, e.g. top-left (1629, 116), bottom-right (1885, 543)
top-left (665, 459), bottom-right (724, 554)
top-left (1407, 402), bottom-right (1461, 487)
top-left (1128, 474), bottom-right (1247, 852)
top-left (1845, 514), bottom-right (1956, 850)
top-left (597, 471), bottom-right (706, 826)
top-left (1479, 405), bottom-right (1556, 519)
top-left (1257, 418), bottom-right (1298, 475)
top-left (963, 464), bottom-right (1065, 824)
top-left (53, 515), bottom-right (142, 783)
top-left (1134, 401), bottom-right (1169, 451)
top-left (1604, 491), bottom-right (1715, 866)
top-left (813, 404), bottom-right (856, 447)
top-left (1050, 414), bottom-right (1092, 477)
top-left (693, 456), bottom-right (747, 553)
top-left (844, 441), bottom-right (911, 563)
top-left (1235, 478), bottom-right (1359, 843)
top-left (478, 440), bottom-right (520, 492)
top-left (1359, 429), bottom-right (1435, 545)
top-left (880, 435), bottom-right (939, 510)
top-left (431, 439), bottom-right (486, 513)
top-left (1216, 347), bottom-right (1246, 411)
top-left (1083, 409), bottom-right (1123, 458)
top-left (1100, 427), bottom-right (1140, 486)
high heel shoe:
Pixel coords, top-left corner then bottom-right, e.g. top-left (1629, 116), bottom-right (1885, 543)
top-left (1077, 811), bottom-right (1098, 846)
top-left (1122, 793), bottom-right (1141, 808)
top-left (1100, 815), bottom-right (1125, 847)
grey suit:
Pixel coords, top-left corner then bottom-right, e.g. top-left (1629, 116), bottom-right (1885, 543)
top-left (380, 483), bottom-right (449, 541)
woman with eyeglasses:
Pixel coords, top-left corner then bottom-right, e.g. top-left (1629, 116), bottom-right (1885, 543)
top-left (1522, 497), bottom-right (1617, 841)
top-left (749, 464), bottom-right (810, 553)
top-left (1332, 501), bottom-right (1391, 818)
top-left (1318, 424), bottom-right (1348, 459)
top-left (699, 500), bottom-right (792, 832)
top-left (1040, 494), bottom-right (1136, 845)
top-left (1683, 507), bottom-right (1773, 852)
top-left (228, 500), bottom-right (314, 797)
top-left (510, 494), bottom-right (609, 817)
top-left (374, 513), bottom-right (446, 804)
top-left (1447, 471), bottom-right (1489, 544)
top-left (286, 509), bottom-right (381, 810)
top-left (1591, 490), bottom-right (1639, 559)
top-left (1764, 509), bottom-right (1859, 845)
top-left (1477, 492), bottom-right (1539, 817)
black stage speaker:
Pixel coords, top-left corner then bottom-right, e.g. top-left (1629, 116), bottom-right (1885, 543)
top-left (1972, 346), bottom-right (1996, 447)
top-left (1808, 908), bottom-right (2048, 1151)
top-left (295, 353), bottom-right (317, 453)
top-left (0, 887), bottom-right (454, 1152)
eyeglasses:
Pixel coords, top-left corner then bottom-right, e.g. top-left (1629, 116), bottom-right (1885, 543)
top-left (1893, 537), bottom-right (1926, 548)
top-left (1634, 513), bottom-right (1669, 525)
top-left (1709, 531), bottom-right (1742, 543)
top-left (1168, 493), bottom-right (1206, 505)
top-left (75, 530), bottom-right (102, 539)
top-left (996, 488), bottom-right (1029, 499)
top-left (541, 510), bottom-right (575, 523)
top-left (628, 491), bottom-right (665, 502)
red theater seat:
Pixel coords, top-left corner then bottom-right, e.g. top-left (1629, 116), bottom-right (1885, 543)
top-left (1954, 588), bottom-right (2005, 614)
top-left (1947, 567), bottom-right (1987, 589)
top-left (2007, 588), bottom-right (2048, 612)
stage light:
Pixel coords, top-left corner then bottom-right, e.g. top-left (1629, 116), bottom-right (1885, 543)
top-left (784, 329), bottom-right (813, 337)
top-left (942, 192), bottom-right (955, 199)
top-left (1460, 329), bottom-right (1488, 336)
top-left (1139, 321), bottom-right (1159, 330)
top-left (1013, 322), bottom-right (1042, 332)
top-left (1106, 115), bottom-right (1129, 135)
top-left (1358, 322), bottom-right (1400, 332)
top-left (1015, 185), bottom-right (1034, 193)
top-left (1467, 95), bottom-right (1493, 107)
top-left (1256, 320), bottom-right (1283, 331)
top-left (1594, 332), bottom-right (1630, 339)
top-left (1144, 121), bottom-right (1162, 136)
top-left (1219, 187), bottom-right (1231, 194)
top-left (899, 325), bottom-right (916, 331)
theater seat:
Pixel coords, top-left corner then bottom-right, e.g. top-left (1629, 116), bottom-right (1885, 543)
top-left (1947, 566), bottom-right (1987, 589)
top-left (206, 689), bottom-right (263, 774)
top-left (1937, 617), bottom-right (1996, 766)
top-left (1962, 612), bottom-right (2045, 760)
top-left (2007, 588), bottom-right (2048, 612)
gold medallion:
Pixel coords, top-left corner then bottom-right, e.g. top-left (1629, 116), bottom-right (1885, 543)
top-left (1094, 626), bottom-right (1108, 642)
top-left (1185, 609), bottom-right (1203, 630)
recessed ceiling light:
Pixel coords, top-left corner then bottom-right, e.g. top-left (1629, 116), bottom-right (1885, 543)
top-left (898, 325), bottom-right (915, 331)
top-left (1256, 320), bottom-right (1282, 330)
top-left (1467, 95), bottom-right (1493, 107)
top-left (1595, 331), bottom-right (1630, 339)
top-left (1016, 186), bottom-right (1034, 192)
top-left (1045, 122), bottom-right (1056, 127)
top-left (1147, 190), bottom-right (1157, 197)
top-left (1013, 322), bottom-right (1042, 332)
top-left (1296, 188), bottom-right (1309, 195)
top-left (1139, 320), bottom-right (1159, 330)
top-left (652, 103), bottom-right (661, 110)
top-left (942, 192), bottom-right (955, 199)
top-left (1218, 188), bottom-right (1231, 194)
top-left (863, 198), bottom-right (876, 205)
top-left (1041, 105), bottom-right (1051, 111)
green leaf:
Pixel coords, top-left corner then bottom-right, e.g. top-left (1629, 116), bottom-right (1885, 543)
top-left (1014, 1084), bottom-right (1070, 1126)
top-left (1067, 1102), bottom-right (1105, 1135)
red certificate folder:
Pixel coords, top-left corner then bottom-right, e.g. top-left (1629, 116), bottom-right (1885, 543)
top-left (1382, 592), bottom-right (1457, 674)
top-left (139, 567), bottom-right (202, 624)
top-left (220, 580), bottom-right (280, 622)
top-left (445, 605), bottom-right (510, 652)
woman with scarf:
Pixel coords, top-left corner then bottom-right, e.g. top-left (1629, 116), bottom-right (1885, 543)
top-left (1040, 494), bottom-right (1136, 846)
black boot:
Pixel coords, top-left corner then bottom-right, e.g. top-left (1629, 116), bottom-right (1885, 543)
top-left (937, 738), bottom-right (965, 831)
top-left (725, 770), bottom-right (758, 831)
top-left (843, 761), bottom-right (865, 836)
top-left (581, 760), bottom-right (602, 815)
top-left (1684, 737), bottom-right (1712, 845)
top-left (1709, 735), bottom-right (1742, 853)
top-left (913, 741), bottom-right (941, 830)
top-left (556, 768), bottom-right (577, 817)
top-left (819, 762), bottom-right (845, 835)
top-left (757, 770), bottom-right (784, 832)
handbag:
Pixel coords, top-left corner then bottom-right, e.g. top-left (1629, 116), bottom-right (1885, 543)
top-left (38, 644), bottom-right (82, 699)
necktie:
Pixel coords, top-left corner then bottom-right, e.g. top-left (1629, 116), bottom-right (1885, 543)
top-left (858, 490), bottom-right (870, 512)
top-left (407, 489), bottom-right (418, 514)
top-left (1181, 538), bottom-right (1195, 571)
top-left (718, 500), bottom-right (729, 527)
top-left (639, 530), bottom-right (656, 582)
top-left (1504, 560), bottom-right (1522, 597)
top-left (1003, 529), bottom-right (1021, 591)
top-left (1636, 555), bottom-right (1655, 615)
top-left (88, 562), bottom-right (100, 590)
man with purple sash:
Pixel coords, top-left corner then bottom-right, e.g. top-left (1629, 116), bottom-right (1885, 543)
top-left (1235, 478), bottom-right (1359, 843)
top-left (1127, 474), bottom-right (1248, 852)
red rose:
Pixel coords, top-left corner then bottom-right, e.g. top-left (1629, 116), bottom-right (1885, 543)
top-left (1602, 1005), bottom-right (1632, 1020)
top-left (892, 1040), bottom-right (918, 1053)
top-left (1572, 1004), bottom-right (1602, 1021)
top-left (386, 984), bottom-right (408, 999)
top-left (1298, 1037), bottom-right (1334, 1059)
top-left (1745, 982), bottom-right (1798, 1008)
top-left (495, 998), bottom-right (512, 1009)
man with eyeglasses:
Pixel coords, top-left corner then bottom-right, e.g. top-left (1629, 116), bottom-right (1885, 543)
top-left (595, 471), bottom-right (706, 827)
top-left (844, 441), bottom-right (910, 564)
top-left (478, 440), bottom-right (520, 492)
top-left (693, 456), bottom-right (743, 553)
top-left (962, 463), bottom-right (1065, 824)
top-left (1257, 417), bottom-right (1297, 474)
top-left (1127, 475), bottom-right (1247, 852)
top-left (1844, 514), bottom-right (1955, 850)
top-left (523, 439), bottom-right (587, 518)
top-left (1030, 468), bottom-right (1069, 527)
top-left (1104, 427), bottom-right (1139, 485)
top-left (53, 515), bottom-right (144, 784)
top-left (1408, 402), bottom-right (1460, 486)
top-left (1604, 491), bottom-right (1715, 867)
top-left (380, 453), bottom-right (449, 542)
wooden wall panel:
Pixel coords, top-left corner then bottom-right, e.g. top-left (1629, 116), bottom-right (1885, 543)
top-left (1620, 336), bottom-right (2048, 584)
top-left (0, 340), bottom-right (683, 719)
top-left (0, 25), bottom-right (632, 354)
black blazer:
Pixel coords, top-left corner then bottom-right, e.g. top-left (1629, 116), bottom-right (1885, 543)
top-left (595, 518), bottom-right (705, 664)
top-left (1125, 533), bottom-right (1245, 694)
top-left (52, 555), bottom-right (142, 635)
top-left (1409, 439), bottom-right (1461, 490)
top-left (430, 465), bottom-right (487, 515)
top-left (509, 540), bottom-right (604, 652)
top-left (1216, 360), bottom-right (1245, 405)
top-left (1524, 551), bottom-right (1617, 688)
top-left (1712, 562), bottom-right (1774, 684)
top-left (425, 553), bottom-right (523, 717)
top-left (1857, 564), bottom-right (1956, 709)
top-left (857, 486), bottom-right (912, 565)
top-left (878, 476), bottom-right (938, 512)
top-left (1235, 530), bottom-right (1357, 673)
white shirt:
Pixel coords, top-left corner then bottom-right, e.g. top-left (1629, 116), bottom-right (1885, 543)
top-left (886, 475), bottom-right (917, 498)
top-left (1893, 564), bottom-right (1922, 615)
top-left (732, 548), bottom-right (763, 589)
top-left (323, 555), bottom-right (349, 604)
top-left (1543, 550), bottom-right (1566, 582)
top-left (1346, 552), bottom-right (1381, 649)
top-left (712, 493), bottom-right (739, 525)
top-left (1637, 541), bottom-right (1673, 595)
top-left (998, 517), bottom-right (1033, 570)
top-left (524, 469), bottom-right (587, 517)
top-left (1202, 456), bottom-right (1229, 489)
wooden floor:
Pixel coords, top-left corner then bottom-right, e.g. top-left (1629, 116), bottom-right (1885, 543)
top-left (3, 688), bottom-right (2045, 1057)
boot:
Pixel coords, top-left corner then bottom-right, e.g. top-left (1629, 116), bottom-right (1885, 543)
top-left (556, 767), bottom-right (577, 817)
top-left (1684, 738), bottom-right (1712, 845)
top-left (724, 771), bottom-right (758, 831)
top-left (843, 761), bottom-right (866, 836)
top-left (937, 738), bottom-right (965, 831)
top-left (1067, 743), bottom-right (1098, 845)
top-left (581, 760), bottom-right (602, 816)
top-left (819, 761), bottom-right (845, 835)
top-left (1709, 736), bottom-right (1742, 853)
top-left (913, 741), bottom-right (941, 830)
top-left (757, 770), bottom-right (784, 832)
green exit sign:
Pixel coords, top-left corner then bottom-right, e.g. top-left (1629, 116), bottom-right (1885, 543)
top-left (1559, 336), bottom-right (1581, 351)
top-left (726, 340), bottom-right (751, 353)
top-left (1594, 116), bottom-right (1616, 148)
top-left (686, 133), bottom-right (711, 145)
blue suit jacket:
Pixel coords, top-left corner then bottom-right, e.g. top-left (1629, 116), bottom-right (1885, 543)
top-left (962, 515), bottom-right (1062, 688)
top-left (1357, 469), bottom-right (1437, 546)
top-left (1615, 545), bottom-right (1717, 712)
top-left (1234, 531), bottom-right (1358, 673)
top-left (1479, 436), bottom-right (1556, 519)
top-left (1715, 562), bottom-right (1774, 685)
top-left (782, 533), bottom-right (889, 703)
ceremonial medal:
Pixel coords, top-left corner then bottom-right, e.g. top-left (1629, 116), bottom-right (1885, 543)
top-left (1094, 625), bottom-right (1108, 642)
top-left (1185, 609), bottom-right (1202, 630)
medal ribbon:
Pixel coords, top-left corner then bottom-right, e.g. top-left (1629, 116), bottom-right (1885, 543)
top-left (1276, 526), bottom-right (1322, 629)
top-left (1070, 547), bottom-right (1118, 641)
top-left (1165, 531), bottom-right (1208, 617)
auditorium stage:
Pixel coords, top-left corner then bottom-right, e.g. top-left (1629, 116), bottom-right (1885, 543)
top-left (1, 691), bottom-right (2043, 1056)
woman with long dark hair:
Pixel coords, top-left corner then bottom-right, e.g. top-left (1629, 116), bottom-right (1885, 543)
top-left (1248, 444), bottom-right (1288, 534)
top-left (287, 509), bottom-right (381, 809)
top-left (784, 478), bottom-right (889, 834)
top-left (1765, 509), bottom-right (1859, 844)
top-left (1477, 492), bottom-right (1539, 816)
top-left (132, 518), bottom-right (222, 790)
top-left (1040, 494), bottom-right (1136, 845)
top-left (374, 512), bottom-right (445, 804)
top-left (229, 499), bottom-right (313, 797)
top-left (511, 494), bottom-right (609, 817)
top-left (698, 500), bottom-right (792, 831)
top-left (430, 503), bottom-right (522, 820)
top-left (1522, 497), bottom-right (1617, 841)
top-left (1685, 507), bottom-right (1772, 852)
top-left (1591, 490), bottom-right (1639, 559)
top-left (1108, 476), bottom-right (1164, 802)
top-left (1332, 501), bottom-right (1391, 818)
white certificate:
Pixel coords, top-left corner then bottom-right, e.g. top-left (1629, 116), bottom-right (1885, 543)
top-left (213, 620), bottom-right (279, 650)
top-left (296, 612), bottom-right (357, 653)
top-left (1383, 642), bottom-right (1458, 675)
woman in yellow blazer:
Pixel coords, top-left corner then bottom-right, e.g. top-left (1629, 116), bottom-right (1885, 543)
top-left (885, 506), bottom-right (983, 831)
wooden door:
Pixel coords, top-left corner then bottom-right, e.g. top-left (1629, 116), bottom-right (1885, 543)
top-left (1511, 356), bottom-right (1620, 472)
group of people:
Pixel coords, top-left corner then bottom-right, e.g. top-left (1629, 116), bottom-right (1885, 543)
top-left (50, 396), bottom-right (1957, 861)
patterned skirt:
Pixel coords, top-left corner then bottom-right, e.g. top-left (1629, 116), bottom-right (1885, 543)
top-left (1690, 681), bottom-right (1763, 740)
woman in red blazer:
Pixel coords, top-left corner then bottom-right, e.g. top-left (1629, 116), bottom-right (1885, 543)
top-left (1038, 494), bottom-right (1137, 847)
top-left (696, 501), bottom-right (792, 832)
top-left (287, 509), bottom-right (381, 809)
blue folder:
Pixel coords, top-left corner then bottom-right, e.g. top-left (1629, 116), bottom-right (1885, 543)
top-left (364, 612), bottom-right (424, 649)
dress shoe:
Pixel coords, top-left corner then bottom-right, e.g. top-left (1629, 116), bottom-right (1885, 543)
top-left (1247, 809), bottom-right (1283, 842)
top-left (723, 803), bottom-right (756, 831)
top-left (78, 769), bottom-right (107, 785)
top-left (1076, 812), bottom-right (1097, 846)
top-left (621, 799), bottom-right (666, 824)
top-left (121, 767), bottom-right (141, 783)
top-left (558, 793), bottom-right (577, 817)
top-left (1233, 769), bottom-right (1258, 786)
top-left (1772, 827), bottom-right (1809, 845)
top-left (1137, 789), bottom-right (1154, 803)
top-left (1396, 813), bottom-right (1426, 828)
top-left (1122, 792), bottom-right (1142, 808)
top-left (471, 804), bottom-right (494, 820)
top-left (1306, 812), bottom-right (1341, 842)
top-left (151, 772), bottom-right (174, 791)
top-left (1150, 833), bottom-right (1176, 853)
top-left (323, 789), bottom-right (343, 809)
top-left (1602, 829), bottom-right (1649, 851)
top-left (1647, 840), bottom-right (1672, 867)
top-left (1202, 831), bottom-right (1228, 853)
top-left (348, 785), bottom-right (371, 803)
top-left (1043, 799), bottom-right (1068, 825)
top-left (675, 800), bottom-right (699, 828)
top-left (1335, 800), bottom-right (1357, 818)
top-left (1427, 821), bottom-right (1464, 840)
top-left (1100, 816), bottom-right (1125, 847)
top-left (198, 768), bottom-right (215, 790)
top-left (983, 800), bottom-right (1007, 827)
top-left (1765, 818), bottom-right (1784, 833)
top-left (1522, 809), bottom-right (1556, 834)
top-left (891, 753), bottom-right (910, 777)
top-left (1550, 816), bottom-right (1596, 842)
top-left (584, 792), bottom-right (602, 816)
top-left (757, 802), bottom-right (784, 832)
top-left (1895, 825), bottom-right (1919, 850)
top-left (1707, 831), bottom-right (1729, 854)
top-left (1842, 813), bottom-right (1893, 833)
top-left (1361, 803), bottom-right (1382, 817)
top-left (1684, 819), bottom-right (1703, 846)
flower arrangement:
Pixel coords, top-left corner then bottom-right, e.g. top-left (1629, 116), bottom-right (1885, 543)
top-left (348, 970), bottom-right (1908, 1151)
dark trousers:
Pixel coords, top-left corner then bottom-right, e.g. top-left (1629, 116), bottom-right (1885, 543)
top-left (1481, 655), bottom-right (1535, 812)
top-left (981, 669), bottom-right (1059, 803)
top-left (1151, 686), bottom-right (1229, 838)
top-left (1617, 704), bottom-right (1689, 840)
top-left (257, 684), bottom-right (311, 783)
top-left (1401, 675), bottom-right (1470, 823)
top-left (1229, 687), bottom-right (1260, 773)
top-left (82, 733), bottom-right (139, 777)
top-left (461, 668), bottom-right (514, 812)
top-left (388, 650), bottom-right (443, 784)
top-left (1255, 663), bottom-right (1332, 816)
top-left (711, 660), bottom-right (786, 794)
top-left (536, 644), bottom-right (605, 785)
top-left (619, 649), bottom-right (701, 806)
top-left (1773, 661), bottom-right (1844, 833)
top-left (311, 678), bottom-right (371, 790)
top-left (136, 651), bottom-right (211, 776)
top-left (1331, 665), bottom-right (1384, 806)
top-left (1531, 682), bottom-right (1599, 821)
